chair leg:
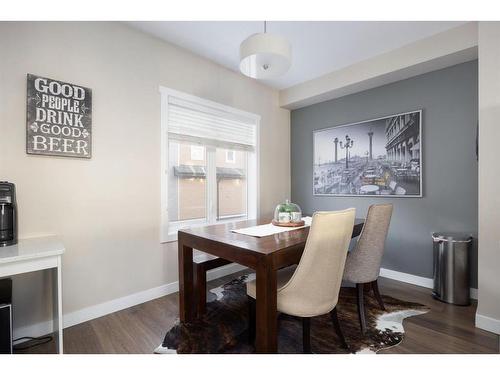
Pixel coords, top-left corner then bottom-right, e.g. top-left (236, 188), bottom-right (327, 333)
top-left (371, 279), bottom-right (385, 311)
top-left (356, 283), bottom-right (367, 334)
top-left (302, 317), bottom-right (311, 353)
top-left (247, 296), bottom-right (256, 345)
top-left (330, 307), bottom-right (349, 351)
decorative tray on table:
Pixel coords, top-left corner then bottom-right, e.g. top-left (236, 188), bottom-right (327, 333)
top-left (271, 219), bottom-right (305, 227)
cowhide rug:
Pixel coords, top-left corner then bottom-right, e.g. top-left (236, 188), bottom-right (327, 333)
top-left (155, 274), bottom-right (429, 354)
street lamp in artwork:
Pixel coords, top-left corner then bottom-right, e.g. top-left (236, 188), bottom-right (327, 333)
top-left (333, 137), bottom-right (339, 163)
top-left (367, 130), bottom-right (374, 160)
top-left (339, 135), bottom-right (354, 169)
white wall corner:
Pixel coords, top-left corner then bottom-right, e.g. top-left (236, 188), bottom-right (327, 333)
top-left (477, 21), bottom-right (500, 338)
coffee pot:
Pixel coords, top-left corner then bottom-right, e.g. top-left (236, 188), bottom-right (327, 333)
top-left (0, 182), bottom-right (17, 247)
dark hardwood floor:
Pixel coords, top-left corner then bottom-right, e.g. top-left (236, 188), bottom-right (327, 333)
top-left (18, 272), bottom-right (499, 354)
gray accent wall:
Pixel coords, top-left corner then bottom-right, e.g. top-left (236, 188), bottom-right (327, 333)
top-left (291, 61), bottom-right (478, 287)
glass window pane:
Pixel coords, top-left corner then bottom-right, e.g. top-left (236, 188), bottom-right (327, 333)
top-left (190, 145), bottom-right (204, 161)
top-left (168, 141), bottom-right (206, 222)
top-left (216, 148), bottom-right (247, 220)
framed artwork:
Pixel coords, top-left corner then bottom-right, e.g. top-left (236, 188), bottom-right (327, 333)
top-left (313, 110), bottom-right (422, 197)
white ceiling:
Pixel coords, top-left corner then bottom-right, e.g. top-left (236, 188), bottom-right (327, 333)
top-left (127, 21), bottom-right (466, 90)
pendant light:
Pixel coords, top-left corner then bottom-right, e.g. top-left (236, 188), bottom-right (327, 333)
top-left (239, 21), bottom-right (291, 79)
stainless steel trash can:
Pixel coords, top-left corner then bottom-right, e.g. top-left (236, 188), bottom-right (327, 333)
top-left (432, 232), bottom-right (472, 306)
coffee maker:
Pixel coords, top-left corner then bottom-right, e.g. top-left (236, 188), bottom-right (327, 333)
top-left (0, 182), bottom-right (17, 247)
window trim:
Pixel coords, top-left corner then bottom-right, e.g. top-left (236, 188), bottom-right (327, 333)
top-left (160, 86), bottom-right (260, 243)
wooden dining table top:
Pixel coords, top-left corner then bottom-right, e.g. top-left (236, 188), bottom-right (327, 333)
top-left (178, 216), bottom-right (365, 256)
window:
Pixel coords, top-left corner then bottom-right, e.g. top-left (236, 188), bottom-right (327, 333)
top-left (168, 142), bottom-right (206, 222)
top-left (225, 150), bottom-right (236, 163)
top-left (190, 145), bottom-right (204, 161)
top-left (217, 148), bottom-right (247, 220)
top-left (160, 87), bottom-right (260, 242)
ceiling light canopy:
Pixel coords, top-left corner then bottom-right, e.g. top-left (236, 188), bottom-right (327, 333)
top-left (239, 22), bottom-right (291, 80)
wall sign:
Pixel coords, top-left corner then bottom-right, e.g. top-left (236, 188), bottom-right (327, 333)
top-left (26, 74), bottom-right (92, 158)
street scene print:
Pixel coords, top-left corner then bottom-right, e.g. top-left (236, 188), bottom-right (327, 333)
top-left (26, 74), bottom-right (92, 158)
top-left (313, 111), bottom-right (422, 197)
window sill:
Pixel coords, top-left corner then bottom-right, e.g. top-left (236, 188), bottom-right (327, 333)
top-left (160, 215), bottom-right (250, 244)
top-left (162, 233), bottom-right (179, 243)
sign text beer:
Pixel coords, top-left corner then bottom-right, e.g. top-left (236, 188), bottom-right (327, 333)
top-left (26, 74), bottom-right (92, 158)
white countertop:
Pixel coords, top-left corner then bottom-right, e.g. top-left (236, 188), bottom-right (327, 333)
top-left (0, 236), bottom-right (65, 264)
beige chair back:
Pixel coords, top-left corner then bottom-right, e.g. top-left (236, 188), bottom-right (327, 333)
top-left (278, 208), bottom-right (356, 317)
top-left (343, 204), bottom-right (393, 284)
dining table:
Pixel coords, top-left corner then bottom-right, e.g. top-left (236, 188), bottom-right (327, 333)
top-left (177, 216), bottom-right (365, 353)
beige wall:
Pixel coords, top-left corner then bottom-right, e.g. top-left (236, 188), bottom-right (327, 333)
top-left (477, 22), bottom-right (500, 333)
top-left (0, 22), bottom-right (290, 331)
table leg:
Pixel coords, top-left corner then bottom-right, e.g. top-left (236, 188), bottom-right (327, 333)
top-left (255, 262), bottom-right (278, 353)
top-left (52, 256), bottom-right (63, 354)
top-left (178, 242), bottom-right (195, 322)
top-left (195, 263), bottom-right (207, 318)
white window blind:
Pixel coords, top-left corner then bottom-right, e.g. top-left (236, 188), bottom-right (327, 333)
top-left (167, 96), bottom-right (257, 151)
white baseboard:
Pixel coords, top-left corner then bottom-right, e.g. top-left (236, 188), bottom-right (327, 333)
top-left (380, 268), bottom-right (500, 335)
top-left (13, 320), bottom-right (54, 343)
top-left (380, 268), bottom-right (433, 288)
top-left (63, 280), bottom-right (180, 329)
top-left (206, 263), bottom-right (247, 282)
top-left (13, 262), bottom-right (246, 341)
top-left (15, 265), bottom-right (482, 341)
top-left (379, 267), bottom-right (478, 300)
top-left (475, 313), bottom-right (500, 335)
top-left (470, 287), bottom-right (478, 300)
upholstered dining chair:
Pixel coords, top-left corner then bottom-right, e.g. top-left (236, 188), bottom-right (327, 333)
top-left (342, 204), bottom-right (393, 334)
top-left (246, 208), bottom-right (356, 353)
